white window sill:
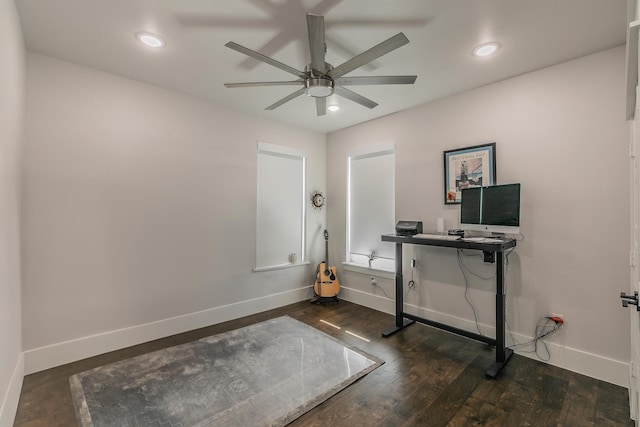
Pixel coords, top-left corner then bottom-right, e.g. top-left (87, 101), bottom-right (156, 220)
top-left (253, 261), bottom-right (310, 273)
top-left (342, 262), bottom-right (395, 280)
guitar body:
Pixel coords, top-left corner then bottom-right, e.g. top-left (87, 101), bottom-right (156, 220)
top-left (313, 230), bottom-right (340, 299)
top-left (314, 262), bottom-right (340, 297)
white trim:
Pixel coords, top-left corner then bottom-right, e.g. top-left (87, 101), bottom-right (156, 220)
top-left (24, 286), bottom-right (313, 375)
top-left (257, 140), bottom-right (306, 159)
top-left (253, 261), bottom-right (311, 273)
top-left (0, 353), bottom-right (23, 427)
top-left (347, 141), bottom-right (396, 159)
top-left (627, 0), bottom-right (639, 120)
top-left (342, 288), bottom-right (630, 387)
top-left (342, 262), bottom-right (395, 280)
top-left (338, 286), bottom-right (395, 315)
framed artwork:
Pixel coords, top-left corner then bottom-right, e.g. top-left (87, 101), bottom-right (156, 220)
top-left (443, 142), bottom-right (496, 204)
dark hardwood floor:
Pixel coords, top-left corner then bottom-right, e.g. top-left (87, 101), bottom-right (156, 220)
top-left (14, 300), bottom-right (633, 426)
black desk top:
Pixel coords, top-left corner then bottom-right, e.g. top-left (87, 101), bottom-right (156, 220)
top-left (381, 233), bottom-right (517, 251)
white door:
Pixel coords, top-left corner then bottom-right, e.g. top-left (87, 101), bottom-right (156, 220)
top-left (626, 1), bottom-right (640, 423)
top-left (628, 102), bottom-right (640, 423)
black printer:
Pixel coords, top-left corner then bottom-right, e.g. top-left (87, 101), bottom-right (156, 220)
top-left (395, 221), bottom-right (423, 236)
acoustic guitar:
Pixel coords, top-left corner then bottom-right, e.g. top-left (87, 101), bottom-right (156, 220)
top-left (314, 229), bottom-right (340, 298)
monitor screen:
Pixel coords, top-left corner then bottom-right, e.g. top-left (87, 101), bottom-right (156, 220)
top-left (460, 183), bottom-right (521, 234)
top-left (460, 187), bottom-right (482, 225)
top-left (482, 184), bottom-right (520, 226)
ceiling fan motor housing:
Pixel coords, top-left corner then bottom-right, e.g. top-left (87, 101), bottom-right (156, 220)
top-left (305, 77), bottom-right (334, 98)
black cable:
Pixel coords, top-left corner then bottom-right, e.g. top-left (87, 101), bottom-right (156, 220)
top-left (508, 316), bottom-right (564, 361)
top-left (373, 246), bottom-right (415, 303)
top-left (456, 249), bottom-right (483, 336)
top-left (457, 249), bottom-right (495, 280)
top-left (404, 245), bottom-right (416, 300)
top-left (377, 283), bottom-right (392, 300)
top-left (456, 246), bottom-right (516, 336)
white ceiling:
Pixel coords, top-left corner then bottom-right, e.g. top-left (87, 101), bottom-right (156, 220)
top-left (16, 0), bottom-right (628, 134)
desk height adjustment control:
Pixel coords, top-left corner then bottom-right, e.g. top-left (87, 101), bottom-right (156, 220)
top-left (483, 251), bottom-right (495, 263)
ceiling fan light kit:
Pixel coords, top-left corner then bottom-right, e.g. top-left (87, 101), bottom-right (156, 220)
top-left (224, 13), bottom-right (417, 116)
top-left (305, 78), bottom-right (334, 98)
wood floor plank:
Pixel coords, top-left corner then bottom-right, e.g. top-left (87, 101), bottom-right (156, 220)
top-left (449, 398), bottom-right (508, 426)
top-left (405, 354), bottom-right (491, 427)
top-left (595, 381), bottom-right (635, 426)
top-left (13, 300), bottom-right (633, 426)
top-left (557, 373), bottom-right (600, 427)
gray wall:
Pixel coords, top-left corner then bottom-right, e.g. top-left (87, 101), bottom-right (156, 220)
top-left (0, 0), bottom-right (24, 424)
top-left (21, 53), bottom-right (326, 366)
top-left (327, 46), bottom-right (630, 385)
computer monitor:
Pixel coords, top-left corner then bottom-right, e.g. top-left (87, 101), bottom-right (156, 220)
top-left (460, 183), bottom-right (521, 235)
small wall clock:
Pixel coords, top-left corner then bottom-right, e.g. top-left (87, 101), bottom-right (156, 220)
top-left (311, 192), bottom-right (325, 209)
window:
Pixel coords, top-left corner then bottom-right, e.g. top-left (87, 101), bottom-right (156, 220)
top-left (256, 142), bottom-right (306, 270)
top-left (347, 144), bottom-right (395, 271)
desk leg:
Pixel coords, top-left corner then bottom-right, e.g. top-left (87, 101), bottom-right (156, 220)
top-left (382, 242), bottom-right (414, 337)
top-left (486, 250), bottom-right (513, 378)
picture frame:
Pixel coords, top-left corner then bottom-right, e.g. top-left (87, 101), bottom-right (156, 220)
top-left (443, 142), bottom-right (496, 204)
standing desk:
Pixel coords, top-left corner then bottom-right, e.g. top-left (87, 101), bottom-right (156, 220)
top-left (380, 233), bottom-right (516, 378)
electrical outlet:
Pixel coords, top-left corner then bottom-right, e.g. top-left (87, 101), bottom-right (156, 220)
top-left (407, 280), bottom-right (415, 290)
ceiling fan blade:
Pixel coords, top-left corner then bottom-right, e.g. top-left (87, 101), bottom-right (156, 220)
top-left (265, 88), bottom-right (306, 110)
top-left (335, 75), bottom-right (417, 85)
top-left (307, 14), bottom-right (326, 75)
top-left (334, 86), bottom-right (378, 109)
top-left (329, 33), bottom-right (410, 79)
top-left (315, 97), bottom-right (326, 116)
top-left (225, 42), bottom-right (306, 79)
top-left (224, 80), bottom-right (304, 88)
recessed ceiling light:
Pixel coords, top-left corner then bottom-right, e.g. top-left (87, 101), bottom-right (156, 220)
top-left (473, 42), bottom-right (499, 57)
top-left (136, 32), bottom-right (165, 48)
top-left (328, 105), bottom-right (340, 112)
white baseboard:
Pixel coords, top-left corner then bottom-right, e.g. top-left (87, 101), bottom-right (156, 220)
top-left (507, 331), bottom-right (630, 388)
top-left (0, 353), bottom-right (24, 427)
top-left (340, 286), bottom-right (630, 388)
top-left (338, 286), bottom-right (396, 315)
top-left (24, 286), bottom-right (313, 375)
top-left (21, 284), bottom-right (630, 387)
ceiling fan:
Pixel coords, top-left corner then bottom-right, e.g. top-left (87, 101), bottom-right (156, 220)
top-left (223, 13), bottom-right (417, 116)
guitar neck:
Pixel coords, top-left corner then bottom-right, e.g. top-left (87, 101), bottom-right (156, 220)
top-left (325, 239), bottom-right (329, 264)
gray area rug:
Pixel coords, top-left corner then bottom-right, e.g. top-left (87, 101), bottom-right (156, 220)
top-left (70, 316), bottom-right (383, 426)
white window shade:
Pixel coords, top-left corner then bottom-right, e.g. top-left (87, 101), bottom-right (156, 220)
top-left (348, 147), bottom-right (395, 263)
top-left (256, 142), bottom-right (305, 270)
